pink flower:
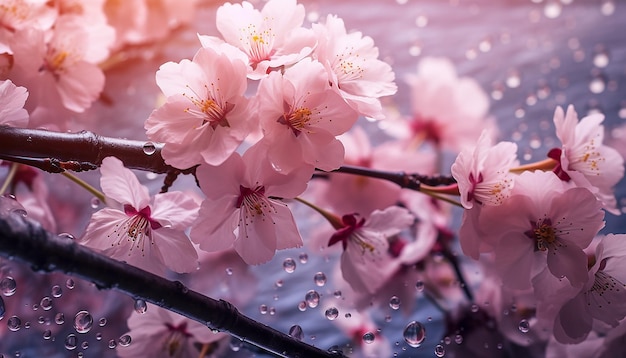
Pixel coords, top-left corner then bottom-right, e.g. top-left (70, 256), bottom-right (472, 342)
top-left (145, 45), bottom-right (252, 169)
top-left (0, 0), bottom-right (57, 54)
top-left (190, 142), bottom-right (312, 265)
top-left (328, 206), bottom-right (414, 294)
top-left (464, 171), bottom-right (605, 289)
top-left (383, 57), bottom-right (492, 151)
top-left (451, 130), bottom-right (518, 209)
top-left (313, 15), bottom-right (396, 119)
top-left (554, 234), bottom-right (626, 344)
top-left (257, 58), bottom-right (358, 172)
top-left (117, 304), bottom-right (228, 358)
top-left (551, 105), bottom-right (625, 215)
top-left (213, 0), bottom-right (315, 79)
top-left (80, 157), bottom-right (199, 275)
top-left (0, 79), bottom-right (29, 127)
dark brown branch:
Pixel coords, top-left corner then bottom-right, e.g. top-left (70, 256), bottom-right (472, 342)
top-left (0, 210), bottom-right (344, 358)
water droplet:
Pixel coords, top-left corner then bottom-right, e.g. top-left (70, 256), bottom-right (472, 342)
top-left (1, 277), bottom-right (17, 296)
top-left (454, 334), bottom-right (463, 344)
top-left (282, 258), bottom-right (296, 273)
top-left (518, 319), bottom-right (530, 333)
top-left (37, 316), bottom-right (45, 324)
top-left (415, 15), bottom-right (428, 27)
top-left (305, 290), bottom-right (320, 308)
top-left (275, 280), bottom-right (283, 288)
top-left (389, 296), bottom-right (401, 310)
top-left (96, 333), bottom-right (102, 341)
top-left (65, 279), bottom-right (75, 289)
top-left (345, 313), bottom-right (351, 318)
top-left (471, 304), bottom-right (479, 313)
top-left (259, 304), bottom-right (268, 315)
top-left (0, 296), bottom-right (4, 319)
top-left (81, 341), bottom-right (89, 349)
top-left (415, 281), bottom-right (424, 292)
top-left (55, 312), bottom-right (65, 325)
top-left (73, 310), bottom-right (93, 333)
top-left (24, 321), bottom-right (30, 329)
top-left (7, 316), bottom-right (21, 331)
top-left (108, 339), bottom-right (117, 349)
top-left (288, 325), bottom-right (304, 340)
top-left (134, 299), bottom-right (147, 314)
top-left (403, 321), bottom-right (426, 348)
top-left (601, 1), bottom-right (615, 16)
top-left (12, 208), bottom-right (27, 217)
top-left (90, 197), bottom-right (101, 209)
top-left (43, 330), bottom-right (52, 340)
top-left (297, 301), bottom-right (307, 311)
top-left (99, 317), bottom-right (107, 327)
top-left (589, 74), bottom-right (607, 94)
top-left (362, 332), bottom-right (375, 344)
top-left (434, 344), bottom-right (446, 357)
top-left (544, 1), bottom-right (562, 18)
top-left (506, 71), bottom-right (521, 88)
top-left (333, 290), bottom-right (342, 298)
top-left (51, 285), bottom-right (62, 298)
top-left (325, 307), bottom-right (339, 320)
top-left (313, 272), bottom-right (326, 286)
top-left (225, 267), bottom-right (233, 276)
top-left (64, 334), bottom-right (77, 350)
top-left (58, 233), bottom-right (74, 240)
top-left (298, 253), bottom-right (308, 264)
top-left (40, 297), bottom-right (53, 311)
top-left (142, 142), bottom-right (156, 155)
top-left (593, 50), bottom-right (610, 68)
top-left (269, 307), bottom-right (276, 315)
top-left (118, 334), bottom-right (132, 347)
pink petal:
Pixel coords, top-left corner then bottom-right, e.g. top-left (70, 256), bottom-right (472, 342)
top-left (151, 229), bottom-right (198, 273)
top-left (546, 239), bottom-right (589, 287)
top-left (554, 293), bottom-right (592, 344)
top-left (190, 197), bottom-right (238, 252)
top-left (150, 191), bottom-right (199, 229)
top-left (100, 157), bottom-right (150, 209)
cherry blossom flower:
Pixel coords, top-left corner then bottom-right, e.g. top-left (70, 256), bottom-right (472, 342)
top-left (190, 142), bottom-right (312, 265)
top-left (463, 171), bottom-right (605, 289)
top-left (328, 206), bottom-right (414, 294)
top-left (257, 58), bottom-right (358, 172)
top-left (117, 304), bottom-right (228, 358)
top-left (553, 234), bottom-right (626, 344)
top-left (212, 0), bottom-right (315, 79)
top-left (451, 130), bottom-right (518, 209)
top-left (80, 157), bottom-right (199, 275)
top-left (0, 0), bottom-right (57, 54)
top-left (312, 14), bottom-right (396, 119)
top-left (145, 44), bottom-right (252, 169)
top-left (551, 105), bottom-right (624, 215)
top-left (0, 79), bottom-right (29, 127)
top-left (382, 57), bottom-right (492, 151)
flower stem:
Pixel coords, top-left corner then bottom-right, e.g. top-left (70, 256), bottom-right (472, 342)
top-left (440, 246), bottom-right (474, 302)
top-left (294, 197), bottom-right (343, 229)
top-left (61, 171), bottom-right (106, 204)
top-left (509, 158), bottom-right (557, 173)
top-left (0, 162), bottom-right (19, 195)
top-left (418, 186), bottom-right (463, 208)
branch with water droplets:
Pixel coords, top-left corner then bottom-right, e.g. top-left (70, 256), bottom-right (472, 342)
top-left (0, 209), bottom-right (345, 358)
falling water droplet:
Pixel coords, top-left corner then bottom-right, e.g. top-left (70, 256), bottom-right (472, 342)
top-left (313, 272), bottom-right (326, 287)
top-left (118, 334), bottom-right (132, 347)
top-left (90, 197), bottom-right (101, 209)
top-left (297, 301), bottom-right (307, 312)
top-left (7, 316), bottom-right (21, 331)
top-left (108, 339), bottom-right (117, 349)
top-left (403, 321), bottom-right (426, 347)
top-left (518, 319), bottom-right (530, 333)
top-left (65, 279), bottom-right (75, 289)
top-left (333, 290), bottom-right (342, 298)
top-left (289, 325), bottom-right (304, 340)
top-left (142, 142), bottom-right (156, 155)
top-left (51, 285), bottom-right (62, 298)
top-left (134, 299), bottom-right (147, 314)
top-left (389, 296), bottom-right (401, 310)
top-left (81, 341), bottom-right (89, 349)
top-left (55, 312), bottom-right (65, 325)
top-left (73, 311), bottom-right (93, 333)
top-left (434, 344), bottom-right (446, 357)
top-left (40, 297), bottom-right (53, 311)
top-left (64, 334), bottom-right (77, 350)
top-left (305, 290), bottom-right (320, 308)
top-left (99, 318), bottom-right (107, 327)
top-left (298, 253), bottom-right (308, 264)
top-left (43, 330), bottom-right (52, 340)
top-left (1, 277), bottom-right (17, 296)
top-left (282, 258), bottom-right (296, 273)
top-left (362, 332), bottom-right (375, 344)
top-left (325, 307), bottom-right (339, 320)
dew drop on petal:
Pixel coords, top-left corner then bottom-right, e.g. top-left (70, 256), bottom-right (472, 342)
top-left (73, 311), bottom-right (93, 334)
top-left (389, 296), bottom-right (401, 310)
top-left (283, 258), bottom-right (296, 273)
top-left (43, 330), bottom-right (52, 340)
top-left (1, 277), bottom-right (17, 296)
top-left (403, 321), bottom-right (426, 348)
top-left (434, 344), bottom-right (446, 357)
top-left (40, 297), bottom-right (53, 311)
top-left (65, 279), bottom-right (75, 290)
top-left (7, 316), bottom-right (21, 331)
top-left (118, 334), bottom-right (132, 347)
top-left (64, 334), bottom-right (77, 350)
top-left (55, 312), bottom-right (65, 325)
top-left (305, 290), bottom-right (320, 308)
top-left (288, 325), bottom-right (304, 340)
top-left (325, 307), bottom-right (339, 320)
top-left (362, 332), bottom-right (375, 344)
top-left (313, 272), bottom-right (326, 287)
top-left (134, 299), bottom-right (147, 314)
top-left (51, 285), bottom-right (62, 298)
top-left (518, 319), bottom-right (530, 333)
top-left (108, 339), bottom-right (117, 349)
top-left (142, 142), bottom-right (156, 155)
